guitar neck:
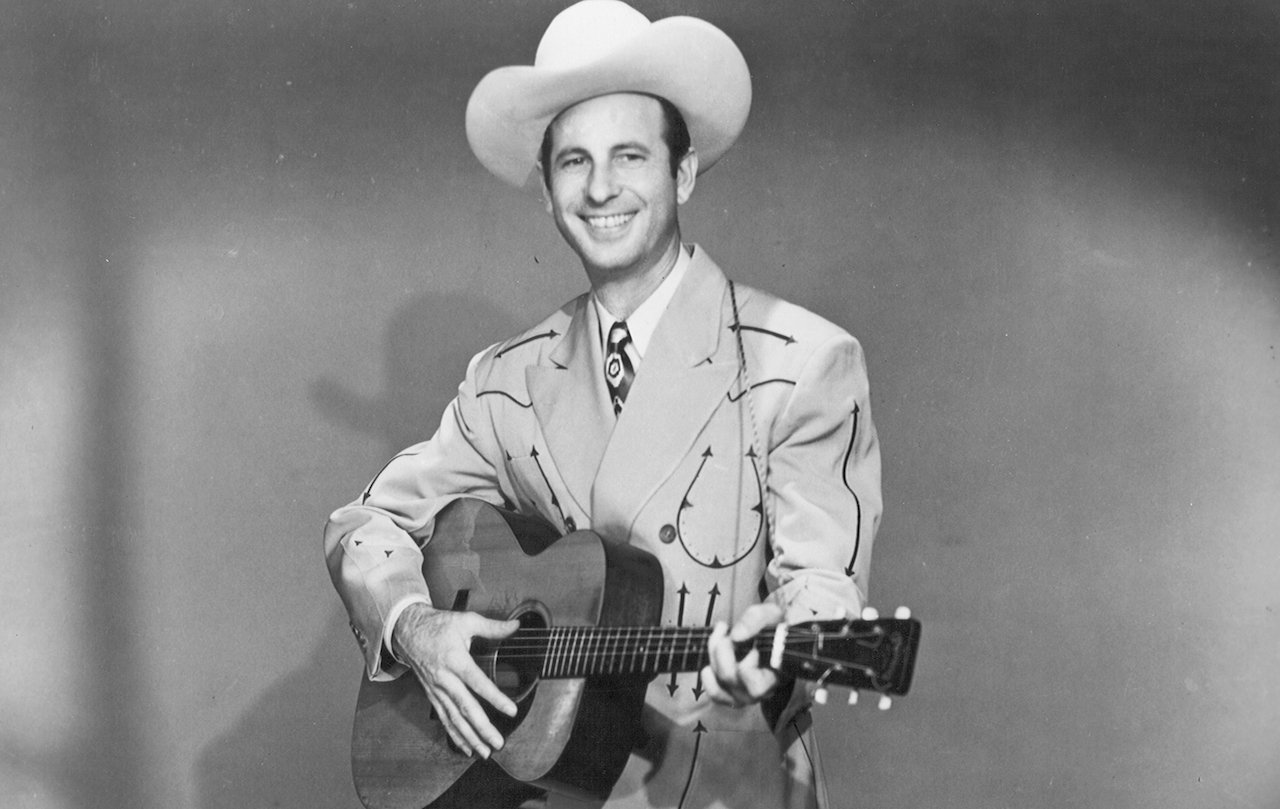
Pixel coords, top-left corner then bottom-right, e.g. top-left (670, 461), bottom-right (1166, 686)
top-left (485, 615), bottom-right (920, 696)
top-left (497, 625), bottom-right (730, 680)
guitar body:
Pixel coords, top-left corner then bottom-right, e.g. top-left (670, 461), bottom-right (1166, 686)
top-left (351, 499), bottom-right (664, 809)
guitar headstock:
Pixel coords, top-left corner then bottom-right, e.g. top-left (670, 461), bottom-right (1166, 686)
top-left (773, 606), bottom-right (921, 706)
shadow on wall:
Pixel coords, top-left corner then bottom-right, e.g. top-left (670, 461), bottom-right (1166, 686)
top-left (310, 291), bottom-right (523, 454)
top-left (194, 610), bottom-right (361, 809)
top-left (195, 291), bottom-right (519, 808)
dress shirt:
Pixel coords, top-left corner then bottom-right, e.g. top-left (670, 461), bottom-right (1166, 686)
top-left (592, 243), bottom-right (692, 358)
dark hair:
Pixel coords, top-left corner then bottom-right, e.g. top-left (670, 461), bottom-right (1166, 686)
top-left (539, 94), bottom-right (692, 187)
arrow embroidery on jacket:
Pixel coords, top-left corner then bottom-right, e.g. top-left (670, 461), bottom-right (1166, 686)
top-left (690, 582), bottom-right (720, 701)
top-left (703, 583), bottom-right (720, 626)
top-left (476, 389), bottom-right (532, 408)
top-left (676, 722), bottom-right (709, 809)
top-left (728, 322), bottom-right (796, 345)
top-left (842, 404), bottom-right (863, 576)
top-left (360, 449), bottom-right (422, 504)
top-left (528, 446), bottom-right (567, 527)
top-left (667, 583), bottom-right (691, 697)
top-left (727, 377), bottom-right (795, 402)
top-left (495, 329), bottom-right (560, 358)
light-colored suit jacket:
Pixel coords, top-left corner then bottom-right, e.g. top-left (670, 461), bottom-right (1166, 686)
top-left (325, 246), bottom-right (882, 809)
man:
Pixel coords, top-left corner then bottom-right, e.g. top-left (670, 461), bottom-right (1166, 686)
top-left (325, 2), bottom-right (882, 807)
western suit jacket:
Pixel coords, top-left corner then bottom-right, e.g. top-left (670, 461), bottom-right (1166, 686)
top-left (325, 246), bottom-right (882, 808)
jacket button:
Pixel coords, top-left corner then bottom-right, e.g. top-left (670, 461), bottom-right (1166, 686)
top-left (659, 524), bottom-right (676, 544)
top-left (564, 516), bottom-right (577, 533)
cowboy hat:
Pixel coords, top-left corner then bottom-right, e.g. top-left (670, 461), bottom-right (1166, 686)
top-left (465, 0), bottom-right (752, 187)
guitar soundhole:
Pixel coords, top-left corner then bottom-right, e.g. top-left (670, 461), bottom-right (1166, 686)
top-left (475, 601), bottom-right (548, 734)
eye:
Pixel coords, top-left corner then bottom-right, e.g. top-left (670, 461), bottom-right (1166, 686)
top-left (558, 155), bottom-right (587, 171)
top-left (616, 152), bottom-right (645, 165)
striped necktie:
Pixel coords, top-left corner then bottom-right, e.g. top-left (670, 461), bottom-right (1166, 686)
top-left (604, 321), bottom-right (636, 416)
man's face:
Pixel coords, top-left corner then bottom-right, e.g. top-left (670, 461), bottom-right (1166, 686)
top-left (542, 93), bottom-right (696, 282)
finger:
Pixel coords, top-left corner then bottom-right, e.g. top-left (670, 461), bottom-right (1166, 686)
top-left (426, 687), bottom-right (482, 757)
top-left (700, 664), bottom-right (737, 706)
top-left (735, 649), bottom-right (779, 700)
top-left (457, 658), bottom-right (518, 718)
top-left (427, 691), bottom-right (473, 757)
top-left (706, 624), bottom-right (753, 706)
top-left (729, 603), bottom-right (784, 642)
top-left (438, 674), bottom-right (504, 754)
top-left (707, 622), bottom-right (740, 680)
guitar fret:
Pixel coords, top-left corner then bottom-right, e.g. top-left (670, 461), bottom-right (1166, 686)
top-left (565, 627), bottom-right (578, 678)
top-left (596, 628), bottom-right (607, 676)
top-left (620, 628), bottom-right (629, 673)
top-left (552, 627), bottom-right (566, 678)
top-left (544, 628), bottom-right (557, 678)
top-left (594, 627), bottom-right (606, 676)
top-left (616, 627), bottom-right (626, 674)
top-left (572, 627), bottom-right (585, 678)
top-left (583, 627), bottom-right (596, 676)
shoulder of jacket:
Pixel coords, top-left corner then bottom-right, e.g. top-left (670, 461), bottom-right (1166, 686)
top-left (730, 282), bottom-right (858, 358)
top-left (471, 294), bottom-right (583, 373)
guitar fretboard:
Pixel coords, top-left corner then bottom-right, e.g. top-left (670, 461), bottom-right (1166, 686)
top-left (475, 617), bottom-right (919, 695)
top-left (491, 626), bottom-right (745, 679)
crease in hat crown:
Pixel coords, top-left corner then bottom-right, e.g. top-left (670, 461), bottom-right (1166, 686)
top-left (465, 0), bottom-right (752, 188)
top-left (535, 1), bottom-right (651, 71)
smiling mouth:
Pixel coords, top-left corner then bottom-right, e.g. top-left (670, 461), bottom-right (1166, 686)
top-left (583, 212), bottom-right (636, 232)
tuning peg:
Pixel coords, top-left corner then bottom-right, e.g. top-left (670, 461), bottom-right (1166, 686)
top-left (894, 606), bottom-right (912, 620)
top-left (878, 695), bottom-right (892, 711)
top-left (860, 606), bottom-right (879, 621)
top-left (847, 690), bottom-right (859, 706)
top-left (814, 687), bottom-right (829, 705)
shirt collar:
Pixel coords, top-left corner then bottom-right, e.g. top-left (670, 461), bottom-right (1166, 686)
top-left (593, 244), bottom-right (692, 359)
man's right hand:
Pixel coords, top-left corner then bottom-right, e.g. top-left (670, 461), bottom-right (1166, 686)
top-left (390, 602), bottom-right (520, 759)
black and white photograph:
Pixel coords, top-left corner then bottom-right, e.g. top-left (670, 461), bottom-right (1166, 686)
top-left (2, 1), bottom-right (1277, 808)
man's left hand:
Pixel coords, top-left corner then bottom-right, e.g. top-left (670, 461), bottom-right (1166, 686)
top-left (702, 602), bottom-right (785, 707)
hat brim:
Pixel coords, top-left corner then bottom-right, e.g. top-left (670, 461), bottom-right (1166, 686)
top-left (466, 16), bottom-right (751, 187)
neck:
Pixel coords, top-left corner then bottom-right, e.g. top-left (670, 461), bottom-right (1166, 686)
top-left (587, 234), bottom-right (682, 321)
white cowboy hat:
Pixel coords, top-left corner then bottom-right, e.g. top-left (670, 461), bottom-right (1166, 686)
top-left (465, 0), bottom-right (752, 187)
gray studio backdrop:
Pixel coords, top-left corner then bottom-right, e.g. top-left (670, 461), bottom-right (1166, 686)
top-left (3, 1), bottom-right (1277, 808)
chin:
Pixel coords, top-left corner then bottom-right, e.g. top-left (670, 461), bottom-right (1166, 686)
top-left (577, 243), bottom-right (643, 274)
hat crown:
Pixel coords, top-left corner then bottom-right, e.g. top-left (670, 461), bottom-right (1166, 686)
top-left (535, 0), bottom-right (652, 71)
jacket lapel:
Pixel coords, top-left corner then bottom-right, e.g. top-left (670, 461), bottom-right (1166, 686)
top-left (526, 295), bottom-right (613, 518)
top-left (591, 249), bottom-right (739, 540)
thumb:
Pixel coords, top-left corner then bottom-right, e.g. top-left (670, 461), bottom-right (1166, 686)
top-left (470, 615), bottom-right (520, 639)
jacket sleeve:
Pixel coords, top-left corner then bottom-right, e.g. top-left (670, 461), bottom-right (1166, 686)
top-left (323, 348), bottom-right (505, 680)
top-left (761, 331), bottom-right (882, 623)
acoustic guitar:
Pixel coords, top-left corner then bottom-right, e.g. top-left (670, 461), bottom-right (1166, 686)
top-left (350, 498), bottom-right (921, 809)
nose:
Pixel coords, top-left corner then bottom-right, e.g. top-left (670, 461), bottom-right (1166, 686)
top-left (586, 163), bottom-right (619, 205)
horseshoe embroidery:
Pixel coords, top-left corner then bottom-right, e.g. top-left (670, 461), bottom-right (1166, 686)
top-left (674, 444), bottom-right (764, 569)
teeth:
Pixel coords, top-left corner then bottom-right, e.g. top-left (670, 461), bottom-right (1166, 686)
top-left (586, 213), bottom-right (632, 229)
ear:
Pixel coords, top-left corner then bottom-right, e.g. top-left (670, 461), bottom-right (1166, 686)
top-left (675, 148), bottom-right (698, 205)
top-left (539, 165), bottom-right (554, 215)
